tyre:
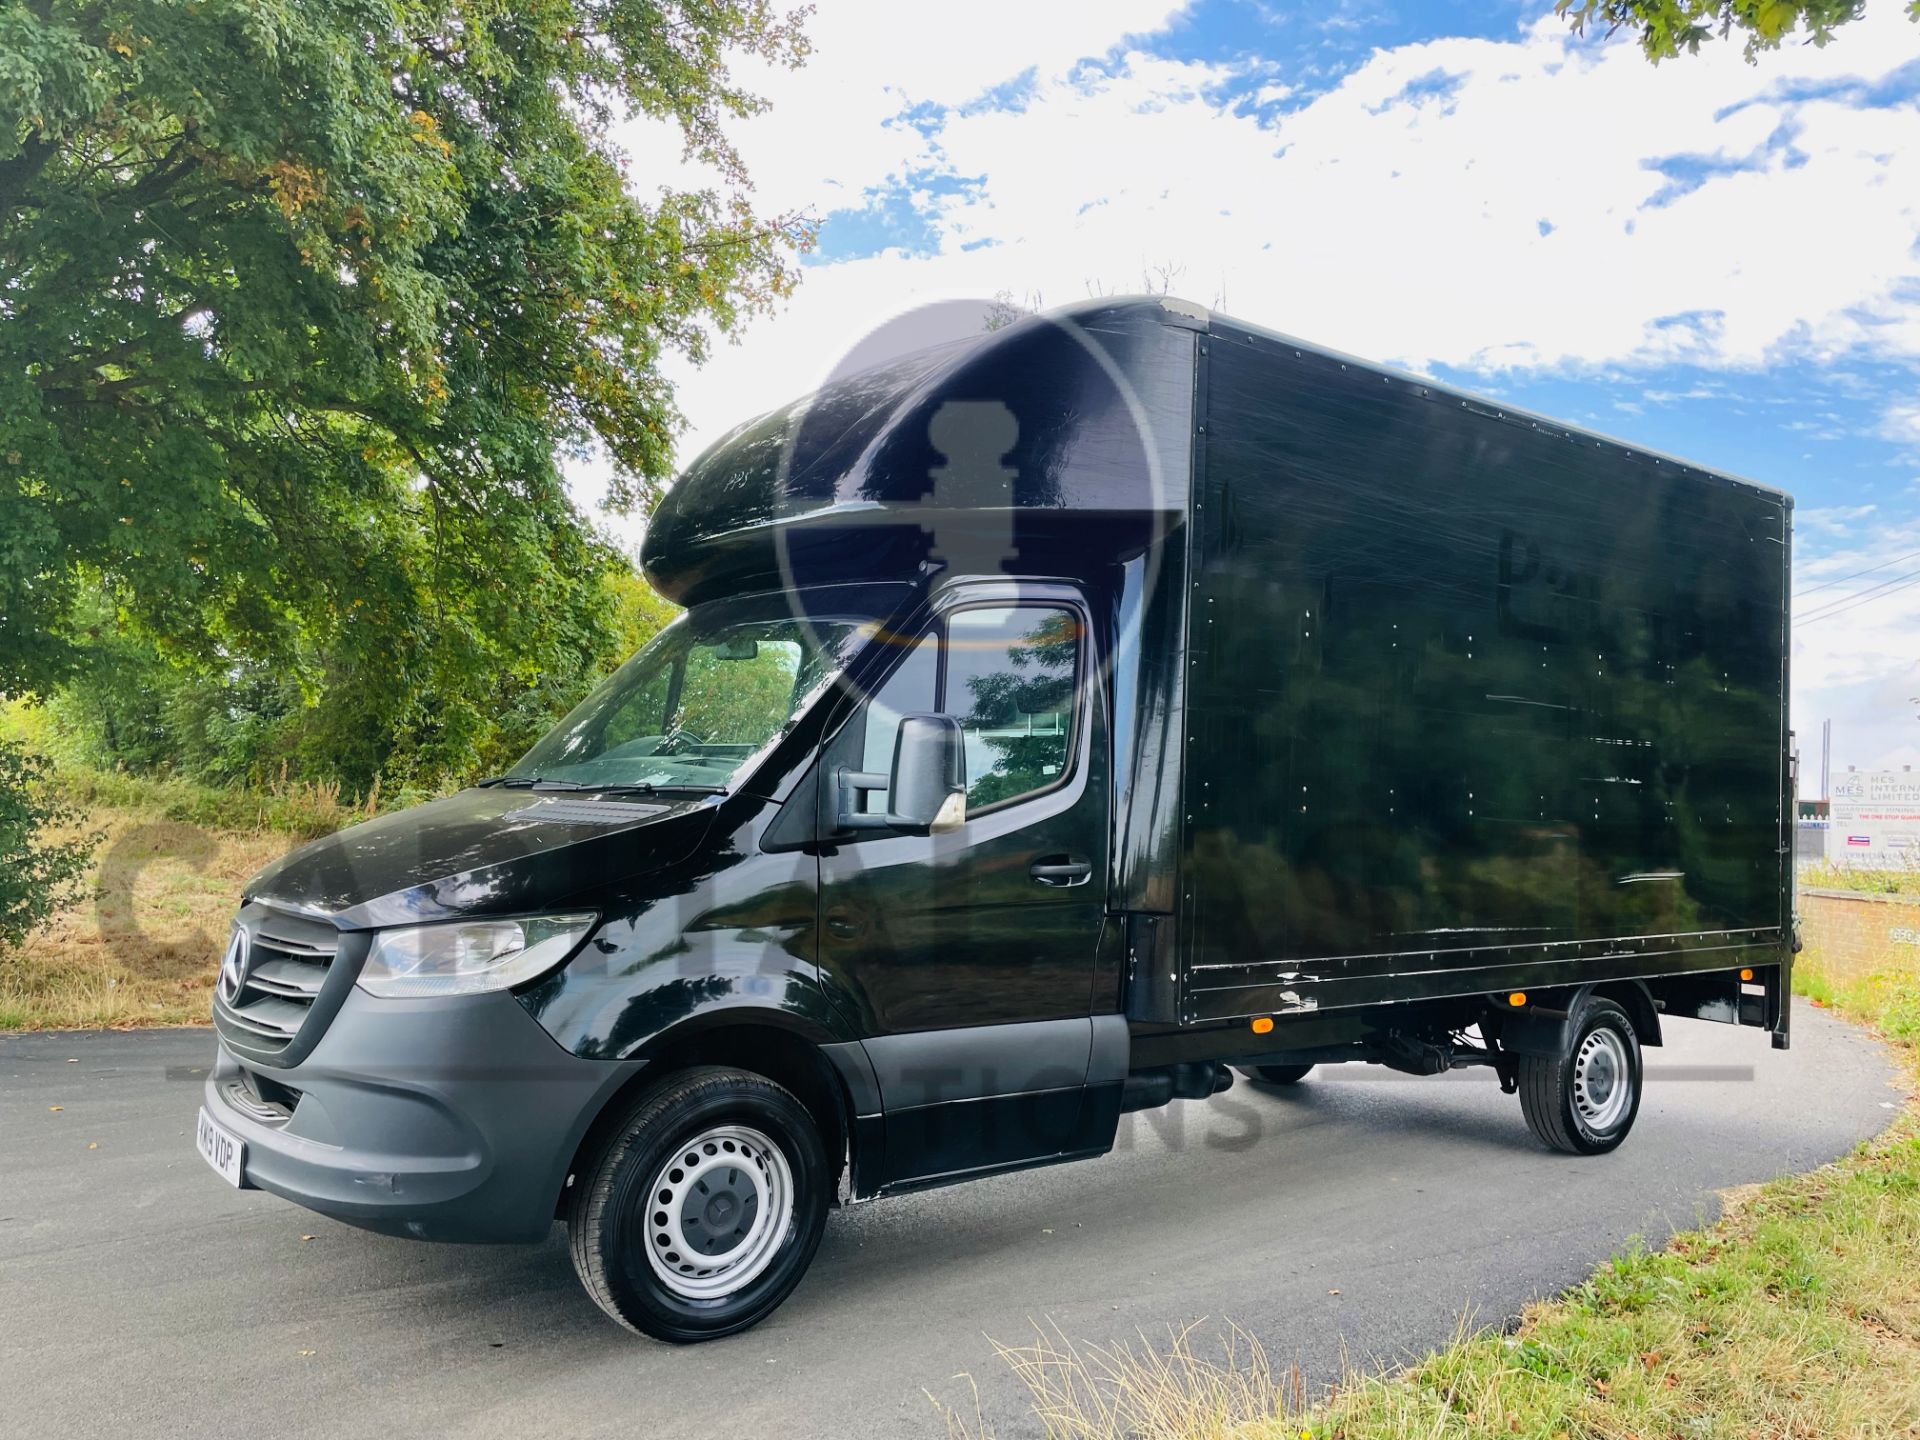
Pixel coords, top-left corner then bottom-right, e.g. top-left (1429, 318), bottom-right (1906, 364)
top-left (1517, 997), bottom-right (1642, 1155)
top-left (1240, 1063), bottom-right (1315, 1086)
top-left (568, 1065), bottom-right (830, 1342)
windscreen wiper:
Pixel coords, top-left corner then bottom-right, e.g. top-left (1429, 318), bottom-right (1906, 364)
top-left (576, 781), bottom-right (730, 796)
top-left (476, 776), bottom-right (722, 796)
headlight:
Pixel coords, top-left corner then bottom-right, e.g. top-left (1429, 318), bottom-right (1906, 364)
top-left (357, 914), bottom-right (597, 998)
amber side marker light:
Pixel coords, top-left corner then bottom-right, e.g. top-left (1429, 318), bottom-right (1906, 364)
top-left (1740, 968), bottom-right (1754, 981)
top-left (1251, 1016), bottom-right (1275, 1035)
top-left (1507, 991), bottom-right (1527, 1007)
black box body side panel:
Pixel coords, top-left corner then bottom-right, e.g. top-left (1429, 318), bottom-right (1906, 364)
top-left (1775, 501), bottom-right (1795, 1047)
top-left (1179, 321), bottom-right (1791, 1022)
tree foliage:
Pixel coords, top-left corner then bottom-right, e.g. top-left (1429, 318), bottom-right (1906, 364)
top-left (1, 0), bottom-right (810, 790)
top-left (40, 566), bottom-right (677, 791)
top-left (0, 740), bottom-right (96, 949)
top-left (1557, 0), bottom-right (1918, 62)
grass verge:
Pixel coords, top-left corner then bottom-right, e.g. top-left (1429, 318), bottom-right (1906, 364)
top-left (958, 956), bottom-right (1919, 1439)
top-left (1798, 861), bottom-right (1920, 898)
top-left (0, 768), bottom-right (359, 1030)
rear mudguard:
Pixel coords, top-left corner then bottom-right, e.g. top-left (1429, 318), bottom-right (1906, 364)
top-left (1497, 982), bottom-right (1664, 1058)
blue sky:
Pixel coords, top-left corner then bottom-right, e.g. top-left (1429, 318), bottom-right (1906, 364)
top-left (611, 0), bottom-right (1920, 774)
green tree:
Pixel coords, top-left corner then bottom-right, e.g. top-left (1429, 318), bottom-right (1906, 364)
top-left (0, 741), bottom-right (96, 950)
top-left (1, 0), bottom-right (808, 790)
top-left (37, 565), bottom-right (680, 794)
top-left (1558, 0), bottom-right (1918, 62)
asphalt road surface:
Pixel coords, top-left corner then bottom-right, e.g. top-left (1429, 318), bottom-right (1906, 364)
top-left (1, 1000), bottom-right (1896, 1440)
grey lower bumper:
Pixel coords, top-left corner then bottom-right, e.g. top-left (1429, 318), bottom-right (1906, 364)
top-left (202, 987), bottom-right (643, 1243)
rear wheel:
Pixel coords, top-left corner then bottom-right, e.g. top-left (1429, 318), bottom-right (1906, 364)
top-left (1240, 1063), bottom-right (1315, 1086)
top-left (1517, 997), bottom-right (1642, 1155)
top-left (568, 1066), bottom-right (830, 1342)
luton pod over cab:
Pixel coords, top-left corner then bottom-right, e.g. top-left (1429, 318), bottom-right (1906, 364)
top-left (197, 297), bottom-right (1795, 1341)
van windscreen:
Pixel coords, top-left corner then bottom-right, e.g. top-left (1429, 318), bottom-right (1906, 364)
top-left (508, 615), bottom-right (859, 792)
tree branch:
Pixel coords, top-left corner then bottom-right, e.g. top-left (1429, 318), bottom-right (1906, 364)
top-left (0, 137), bottom-right (59, 215)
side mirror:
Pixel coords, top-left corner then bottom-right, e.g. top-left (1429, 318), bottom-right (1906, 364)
top-left (836, 713), bottom-right (968, 835)
top-left (887, 714), bottom-right (968, 833)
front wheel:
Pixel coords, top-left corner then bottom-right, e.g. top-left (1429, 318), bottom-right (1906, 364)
top-left (568, 1066), bottom-right (830, 1342)
top-left (1517, 997), bottom-right (1642, 1155)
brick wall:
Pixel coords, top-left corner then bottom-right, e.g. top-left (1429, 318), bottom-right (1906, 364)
top-left (1799, 887), bottom-right (1920, 987)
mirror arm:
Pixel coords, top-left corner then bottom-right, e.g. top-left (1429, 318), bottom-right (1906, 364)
top-left (835, 767), bottom-right (894, 832)
top-left (834, 766), bottom-right (965, 836)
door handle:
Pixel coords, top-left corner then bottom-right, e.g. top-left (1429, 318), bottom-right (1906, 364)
top-left (1029, 855), bottom-right (1092, 886)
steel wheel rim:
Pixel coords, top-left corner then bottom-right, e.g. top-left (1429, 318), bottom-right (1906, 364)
top-left (1572, 1026), bottom-right (1632, 1132)
top-left (642, 1124), bottom-right (794, 1301)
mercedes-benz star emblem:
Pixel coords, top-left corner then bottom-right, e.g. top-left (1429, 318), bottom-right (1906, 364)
top-left (217, 927), bottom-right (250, 1006)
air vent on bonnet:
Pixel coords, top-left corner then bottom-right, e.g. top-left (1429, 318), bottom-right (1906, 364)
top-left (503, 799), bottom-right (664, 826)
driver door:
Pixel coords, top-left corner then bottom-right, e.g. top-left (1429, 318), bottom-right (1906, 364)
top-left (814, 584), bottom-right (1110, 1186)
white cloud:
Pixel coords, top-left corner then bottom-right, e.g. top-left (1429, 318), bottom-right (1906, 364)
top-left (614, 1), bottom-right (1199, 220)
top-left (639, 1), bottom-right (1920, 477)
top-left (1802, 503), bottom-right (1881, 530)
top-left (902, 9), bottom-right (1920, 376)
top-left (1884, 400), bottom-right (1920, 446)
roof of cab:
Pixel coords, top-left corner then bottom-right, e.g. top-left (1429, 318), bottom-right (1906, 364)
top-left (639, 296), bottom-right (1202, 604)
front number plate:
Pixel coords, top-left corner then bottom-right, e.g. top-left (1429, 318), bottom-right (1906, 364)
top-left (196, 1106), bottom-right (245, 1188)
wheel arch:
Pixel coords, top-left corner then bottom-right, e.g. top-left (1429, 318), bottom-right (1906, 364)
top-left (556, 1013), bottom-right (859, 1218)
top-left (1589, 980), bottom-right (1663, 1048)
top-left (1493, 980), bottom-right (1662, 1057)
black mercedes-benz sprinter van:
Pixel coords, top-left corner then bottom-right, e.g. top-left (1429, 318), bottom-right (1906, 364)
top-left (198, 297), bottom-right (1794, 1341)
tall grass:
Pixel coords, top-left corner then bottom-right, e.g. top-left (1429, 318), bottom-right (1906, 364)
top-left (0, 755), bottom-right (419, 1029)
top-left (46, 761), bottom-right (395, 841)
top-left (942, 1321), bottom-right (1307, 1440)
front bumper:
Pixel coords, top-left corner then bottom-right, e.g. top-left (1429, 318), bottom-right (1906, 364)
top-left (202, 986), bottom-right (643, 1243)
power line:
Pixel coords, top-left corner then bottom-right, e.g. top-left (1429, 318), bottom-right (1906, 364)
top-left (1794, 547), bottom-right (1920, 600)
top-left (1797, 567), bottom-right (1920, 625)
top-left (1795, 569), bottom-right (1920, 627)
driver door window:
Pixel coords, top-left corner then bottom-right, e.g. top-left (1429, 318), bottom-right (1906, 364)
top-left (857, 633), bottom-right (938, 814)
top-left (944, 606), bottom-right (1079, 812)
top-left (856, 603), bottom-right (1081, 820)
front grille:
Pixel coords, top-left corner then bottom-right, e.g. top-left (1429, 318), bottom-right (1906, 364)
top-left (214, 903), bottom-right (344, 1060)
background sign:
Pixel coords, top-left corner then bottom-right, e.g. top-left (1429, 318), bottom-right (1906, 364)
top-left (1825, 770), bottom-right (1920, 868)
